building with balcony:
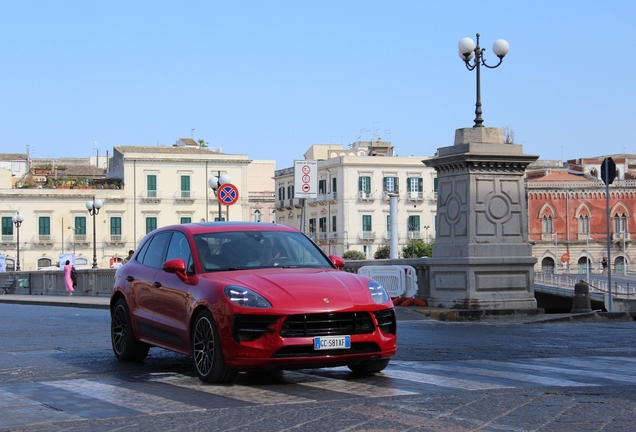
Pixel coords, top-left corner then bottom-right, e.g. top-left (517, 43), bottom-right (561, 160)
top-left (274, 141), bottom-right (437, 258)
top-left (0, 144), bottom-right (275, 270)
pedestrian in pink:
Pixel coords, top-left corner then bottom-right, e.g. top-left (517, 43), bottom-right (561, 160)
top-left (63, 260), bottom-right (75, 296)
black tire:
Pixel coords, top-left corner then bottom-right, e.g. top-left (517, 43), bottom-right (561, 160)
top-left (348, 358), bottom-right (390, 374)
top-left (111, 298), bottom-right (150, 362)
top-left (192, 310), bottom-right (237, 383)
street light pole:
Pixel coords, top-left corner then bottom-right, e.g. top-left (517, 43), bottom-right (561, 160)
top-left (86, 196), bottom-right (103, 269)
top-left (458, 33), bottom-right (510, 128)
top-left (586, 234), bottom-right (590, 282)
top-left (68, 226), bottom-right (76, 256)
top-left (554, 233), bottom-right (558, 274)
top-left (208, 172), bottom-right (231, 221)
top-left (12, 213), bottom-right (24, 271)
top-left (623, 229), bottom-right (627, 276)
top-left (423, 225), bottom-right (430, 244)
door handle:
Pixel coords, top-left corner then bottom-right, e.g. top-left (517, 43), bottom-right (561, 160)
top-left (153, 281), bottom-right (162, 288)
top-left (126, 276), bottom-right (134, 282)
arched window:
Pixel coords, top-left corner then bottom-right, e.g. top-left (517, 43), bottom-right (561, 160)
top-left (613, 213), bottom-right (627, 233)
top-left (253, 210), bottom-right (261, 223)
top-left (578, 215), bottom-right (589, 234)
top-left (542, 215), bottom-right (553, 234)
top-left (76, 257), bottom-right (89, 266)
top-left (37, 258), bottom-right (52, 268)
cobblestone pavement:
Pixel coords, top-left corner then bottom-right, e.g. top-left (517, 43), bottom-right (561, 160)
top-left (2, 385), bottom-right (636, 431)
top-left (2, 357), bottom-right (636, 431)
top-left (2, 298), bottom-right (636, 431)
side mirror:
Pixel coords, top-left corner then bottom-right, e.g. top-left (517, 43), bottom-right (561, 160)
top-left (163, 258), bottom-right (188, 280)
top-left (329, 255), bottom-right (345, 270)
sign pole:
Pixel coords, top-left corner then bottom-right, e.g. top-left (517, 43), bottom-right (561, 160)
top-left (602, 157), bottom-right (616, 312)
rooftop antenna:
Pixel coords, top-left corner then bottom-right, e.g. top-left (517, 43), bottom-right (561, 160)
top-left (373, 122), bottom-right (380, 140)
top-left (191, 128), bottom-right (195, 138)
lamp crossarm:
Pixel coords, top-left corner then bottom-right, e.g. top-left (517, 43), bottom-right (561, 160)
top-left (481, 55), bottom-right (504, 69)
top-left (462, 59), bottom-right (477, 71)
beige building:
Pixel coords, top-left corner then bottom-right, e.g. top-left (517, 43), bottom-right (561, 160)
top-left (274, 141), bottom-right (438, 258)
top-left (0, 144), bottom-right (275, 270)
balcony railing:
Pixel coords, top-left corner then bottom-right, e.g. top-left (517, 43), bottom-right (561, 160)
top-left (175, 190), bottom-right (195, 200)
top-left (105, 234), bottom-right (126, 246)
top-left (358, 191), bottom-right (375, 201)
top-left (71, 234), bottom-right (89, 245)
top-left (406, 191), bottom-right (424, 201)
top-left (1, 235), bottom-right (14, 243)
top-left (35, 234), bottom-right (54, 245)
top-left (408, 231), bottom-right (422, 239)
top-left (141, 190), bottom-right (162, 201)
top-left (359, 231), bottom-right (376, 241)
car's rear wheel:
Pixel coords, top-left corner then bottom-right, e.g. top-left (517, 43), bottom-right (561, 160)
top-left (111, 298), bottom-right (150, 362)
top-left (192, 310), bottom-right (237, 383)
top-left (348, 358), bottom-right (390, 374)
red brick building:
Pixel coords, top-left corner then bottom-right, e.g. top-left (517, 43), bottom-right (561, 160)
top-left (526, 156), bottom-right (635, 274)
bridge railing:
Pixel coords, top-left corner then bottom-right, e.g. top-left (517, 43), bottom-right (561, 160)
top-left (535, 272), bottom-right (636, 298)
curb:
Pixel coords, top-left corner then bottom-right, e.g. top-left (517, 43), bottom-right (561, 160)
top-left (411, 307), bottom-right (544, 321)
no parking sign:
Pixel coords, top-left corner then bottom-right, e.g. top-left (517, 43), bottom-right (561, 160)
top-left (294, 160), bottom-right (317, 199)
top-left (218, 183), bottom-right (239, 206)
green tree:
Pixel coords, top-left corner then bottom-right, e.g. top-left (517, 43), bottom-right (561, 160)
top-left (198, 139), bottom-right (209, 148)
top-left (374, 245), bottom-right (390, 259)
top-left (343, 250), bottom-right (366, 260)
top-left (402, 240), bottom-right (433, 258)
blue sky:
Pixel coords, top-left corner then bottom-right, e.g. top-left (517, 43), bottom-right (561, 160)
top-left (1, 0), bottom-right (634, 169)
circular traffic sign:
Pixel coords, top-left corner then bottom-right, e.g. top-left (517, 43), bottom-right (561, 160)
top-left (218, 183), bottom-right (239, 206)
top-left (302, 183), bottom-right (311, 192)
top-left (302, 165), bottom-right (311, 174)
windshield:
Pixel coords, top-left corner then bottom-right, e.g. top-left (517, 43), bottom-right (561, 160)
top-left (194, 230), bottom-right (334, 272)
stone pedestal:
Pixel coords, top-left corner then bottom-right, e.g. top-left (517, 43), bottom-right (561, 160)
top-left (423, 127), bottom-right (539, 310)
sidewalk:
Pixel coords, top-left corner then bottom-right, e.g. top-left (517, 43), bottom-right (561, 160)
top-left (0, 294), bottom-right (109, 309)
top-left (1, 294), bottom-right (635, 323)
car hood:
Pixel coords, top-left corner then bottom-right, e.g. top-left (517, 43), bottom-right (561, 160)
top-left (203, 268), bottom-right (376, 311)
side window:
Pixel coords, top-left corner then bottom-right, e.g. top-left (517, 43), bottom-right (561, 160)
top-left (165, 231), bottom-right (193, 272)
top-left (139, 232), bottom-right (171, 269)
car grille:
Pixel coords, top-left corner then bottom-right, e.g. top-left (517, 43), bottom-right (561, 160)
top-left (373, 309), bottom-right (397, 335)
top-left (272, 342), bottom-right (380, 358)
top-left (280, 312), bottom-right (375, 338)
top-left (231, 315), bottom-right (281, 342)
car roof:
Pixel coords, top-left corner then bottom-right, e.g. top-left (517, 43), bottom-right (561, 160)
top-left (152, 222), bottom-right (300, 236)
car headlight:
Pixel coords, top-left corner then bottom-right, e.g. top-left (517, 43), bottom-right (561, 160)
top-left (368, 280), bottom-right (389, 304)
top-left (224, 286), bottom-right (271, 308)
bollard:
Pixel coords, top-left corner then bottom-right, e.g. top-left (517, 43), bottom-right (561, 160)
top-left (571, 279), bottom-right (592, 313)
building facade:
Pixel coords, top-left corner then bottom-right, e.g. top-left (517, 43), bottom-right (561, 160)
top-left (0, 144), bottom-right (275, 270)
top-left (274, 141), bottom-right (438, 258)
top-left (526, 155), bottom-right (636, 275)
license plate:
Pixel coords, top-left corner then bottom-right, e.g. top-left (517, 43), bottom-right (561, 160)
top-left (314, 335), bottom-right (351, 350)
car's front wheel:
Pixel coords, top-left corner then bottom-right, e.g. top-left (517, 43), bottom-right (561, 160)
top-left (192, 310), bottom-right (237, 383)
top-left (111, 298), bottom-right (150, 362)
top-left (348, 358), bottom-right (390, 374)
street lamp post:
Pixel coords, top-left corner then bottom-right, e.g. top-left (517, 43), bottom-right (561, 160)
top-left (208, 172), bottom-right (231, 221)
top-left (11, 213), bottom-right (24, 271)
top-left (458, 33), bottom-right (510, 127)
top-left (423, 225), bottom-right (430, 244)
top-left (68, 226), bottom-right (76, 256)
top-left (553, 233), bottom-right (558, 274)
top-left (586, 233), bottom-right (590, 282)
top-left (86, 197), bottom-right (103, 269)
top-left (622, 229), bottom-right (627, 276)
